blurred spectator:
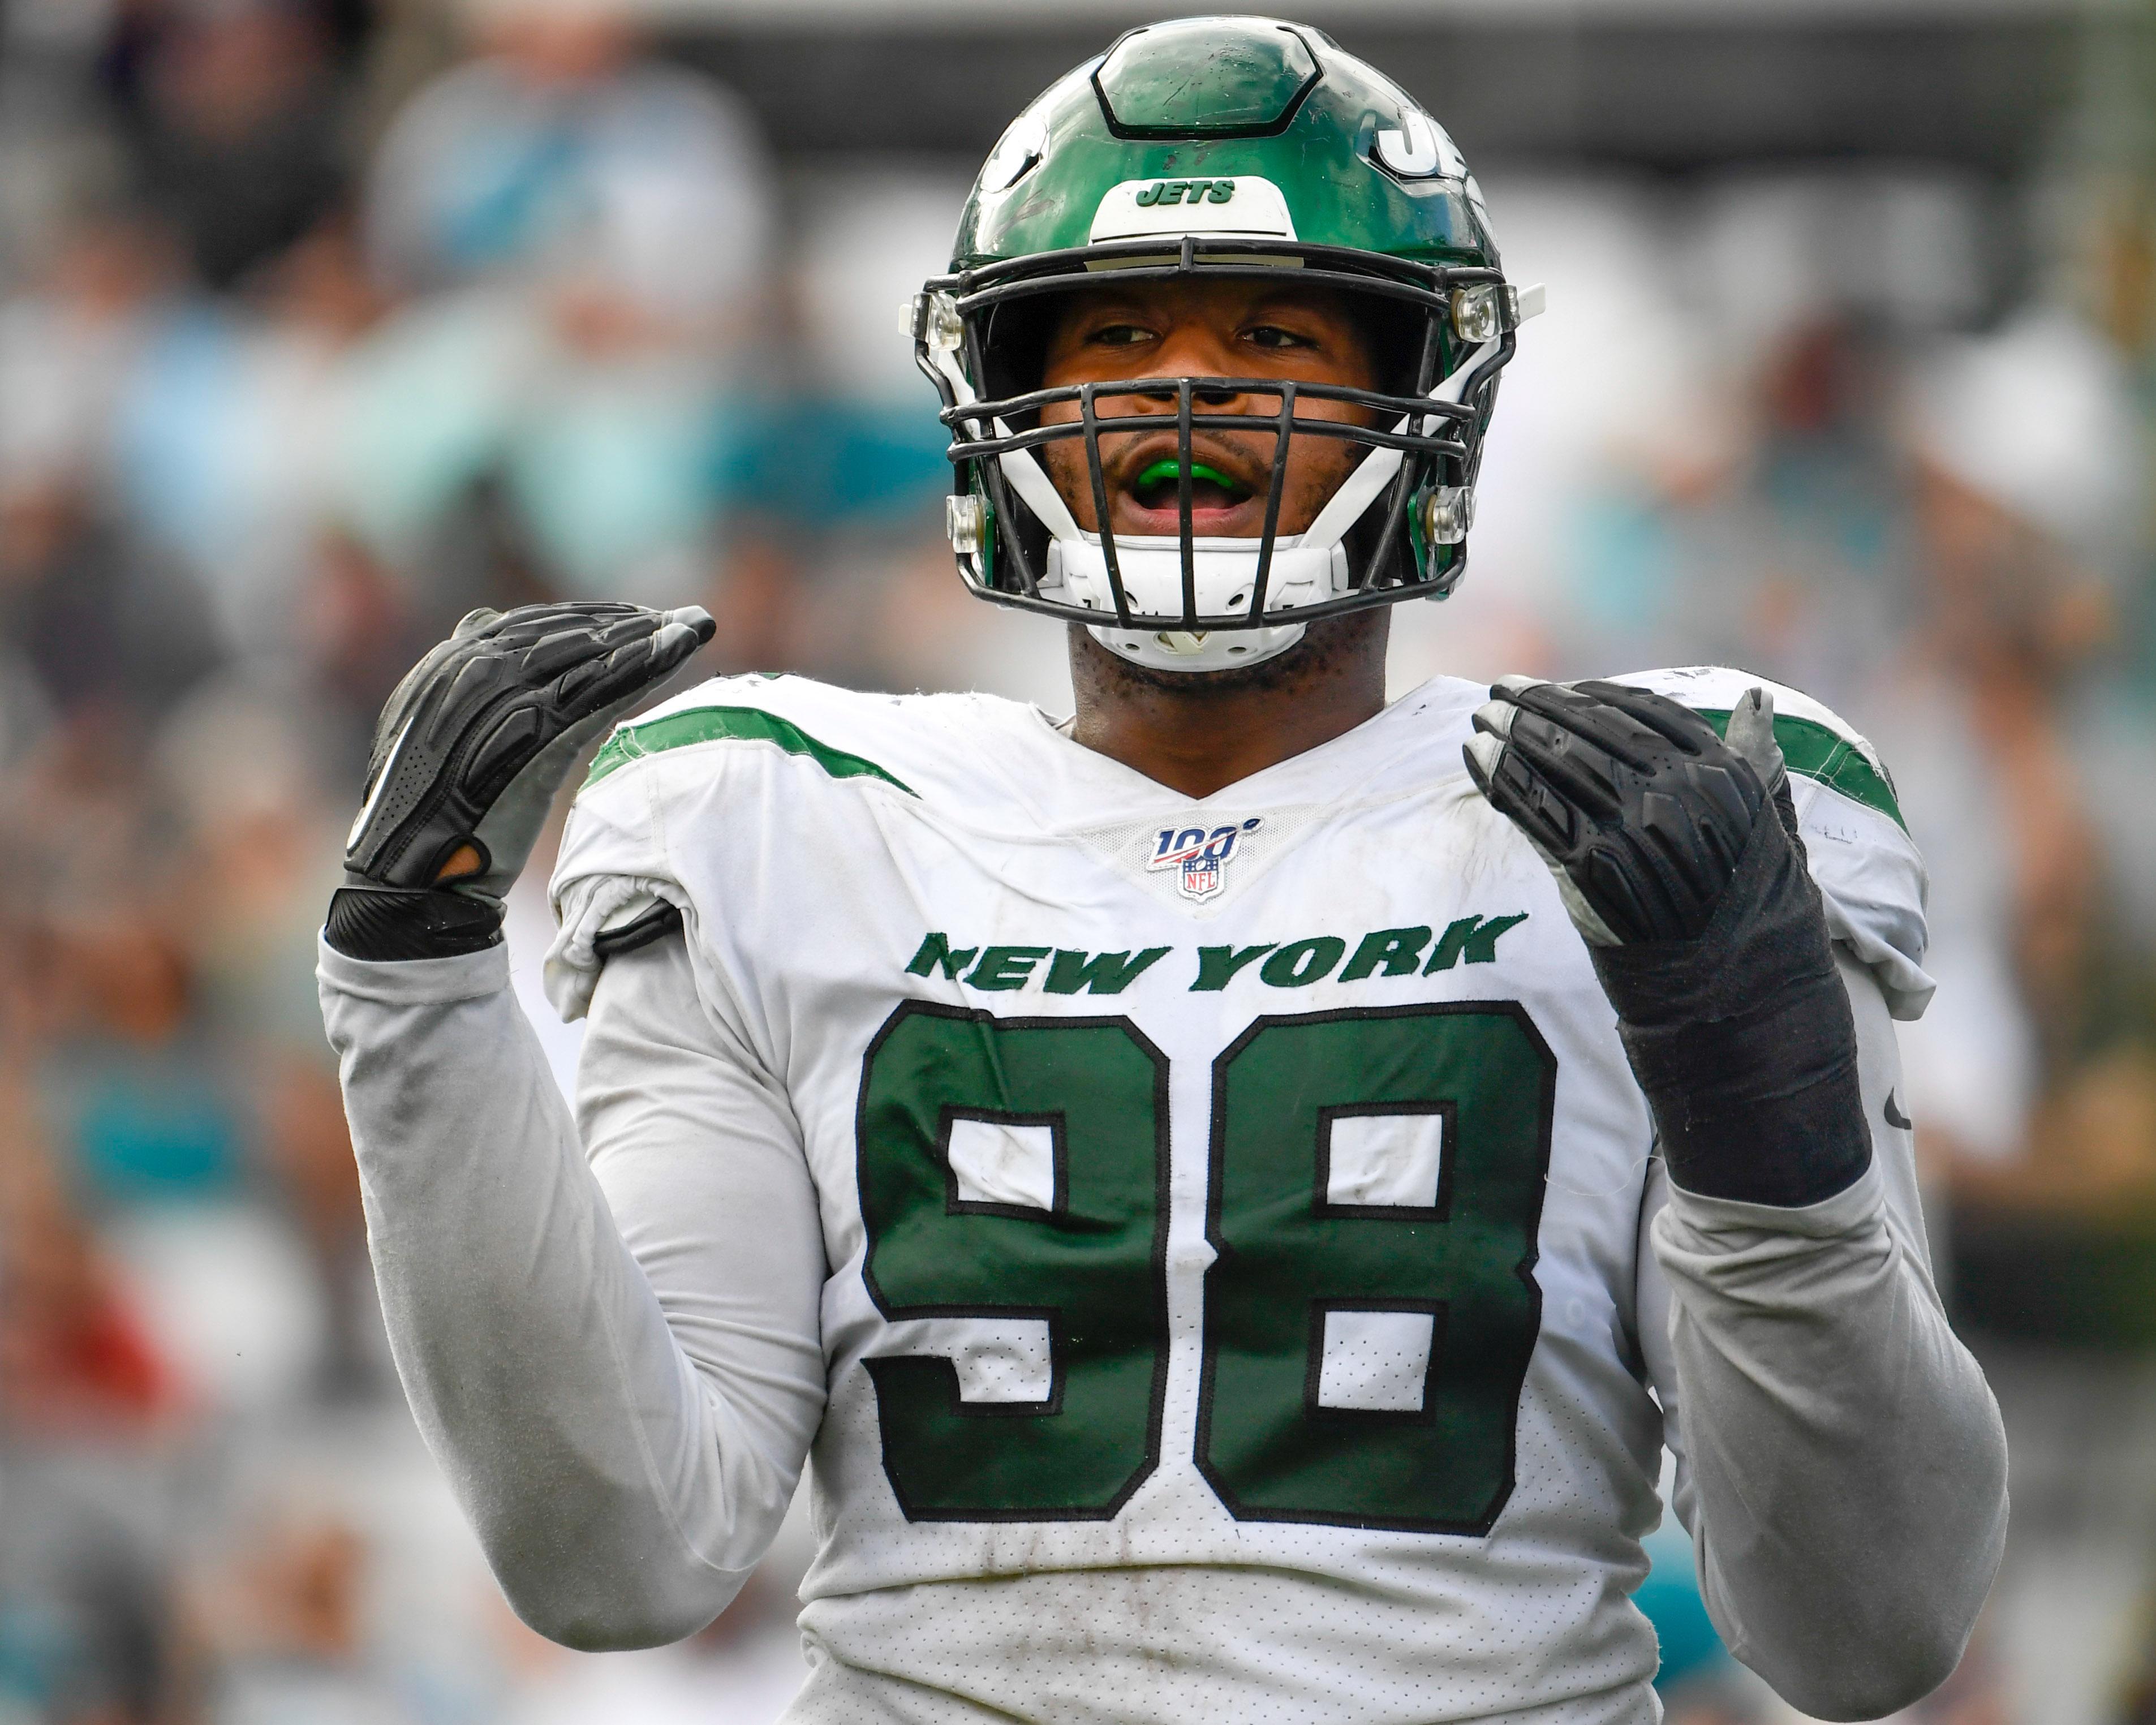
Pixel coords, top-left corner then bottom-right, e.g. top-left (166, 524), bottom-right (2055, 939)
top-left (0, 1109), bottom-right (175, 1439)
top-left (112, 209), bottom-right (398, 665)
top-left (193, 1511), bottom-right (411, 1724)
top-left (0, 196), bottom-right (177, 495)
top-left (367, 2), bottom-right (766, 330)
top-left (0, 1019), bottom-right (181, 1722)
top-left (119, 0), bottom-right (354, 293)
top-left (349, 1), bottom-right (773, 597)
top-left (0, 472), bottom-right (222, 733)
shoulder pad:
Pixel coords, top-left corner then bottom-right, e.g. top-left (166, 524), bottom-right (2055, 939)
top-left (1602, 666), bottom-right (1903, 831)
top-left (581, 674), bottom-right (916, 798)
top-left (1607, 667), bottom-right (1933, 1020)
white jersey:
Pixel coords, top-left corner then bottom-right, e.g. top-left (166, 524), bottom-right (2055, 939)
top-left (504, 663), bottom-right (1943, 1720)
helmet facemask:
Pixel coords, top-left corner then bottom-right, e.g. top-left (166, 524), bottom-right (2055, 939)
top-left (916, 234), bottom-right (1532, 674)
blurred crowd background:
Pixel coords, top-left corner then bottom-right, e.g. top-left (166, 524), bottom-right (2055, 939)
top-left (0, 0), bottom-right (2153, 1719)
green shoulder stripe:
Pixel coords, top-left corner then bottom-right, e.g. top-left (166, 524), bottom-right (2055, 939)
top-left (1697, 708), bottom-right (1905, 833)
top-left (584, 705), bottom-right (915, 795)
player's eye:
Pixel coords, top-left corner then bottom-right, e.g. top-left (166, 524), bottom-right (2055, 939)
top-left (1243, 324), bottom-right (1318, 350)
top-left (1089, 323), bottom-right (1157, 347)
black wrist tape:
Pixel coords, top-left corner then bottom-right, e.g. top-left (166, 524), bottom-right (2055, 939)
top-left (1589, 802), bottom-right (1870, 1208)
top-left (325, 884), bottom-right (505, 962)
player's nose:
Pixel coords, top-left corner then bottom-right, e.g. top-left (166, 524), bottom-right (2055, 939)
top-left (1121, 326), bottom-right (1258, 412)
top-left (1123, 383), bottom-right (1246, 414)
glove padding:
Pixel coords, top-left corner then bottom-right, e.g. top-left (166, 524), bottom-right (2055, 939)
top-left (327, 601), bottom-right (714, 962)
top-left (1463, 678), bottom-right (1870, 1207)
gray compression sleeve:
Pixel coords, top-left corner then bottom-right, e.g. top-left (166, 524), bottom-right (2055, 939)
top-left (318, 933), bottom-right (827, 1650)
top-left (1637, 948), bottom-right (2008, 1719)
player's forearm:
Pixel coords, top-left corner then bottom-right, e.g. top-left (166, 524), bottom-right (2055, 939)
top-left (1653, 963), bottom-right (2007, 1718)
top-left (1657, 1175), bottom-right (2004, 1715)
top-left (317, 941), bottom-right (770, 1649)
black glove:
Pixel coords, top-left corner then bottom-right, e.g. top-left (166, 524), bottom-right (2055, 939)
top-left (1463, 677), bottom-right (1869, 1207)
top-left (327, 601), bottom-right (715, 962)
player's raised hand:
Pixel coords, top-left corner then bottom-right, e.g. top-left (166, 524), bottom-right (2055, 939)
top-left (1462, 678), bottom-right (1867, 1208)
top-left (326, 601), bottom-right (715, 962)
top-left (1460, 677), bottom-right (1795, 947)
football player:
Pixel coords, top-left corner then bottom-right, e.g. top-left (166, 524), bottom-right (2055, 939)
top-left (320, 19), bottom-right (2007, 1722)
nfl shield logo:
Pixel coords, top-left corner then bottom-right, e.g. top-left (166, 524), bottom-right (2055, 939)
top-left (1147, 818), bottom-right (1261, 903)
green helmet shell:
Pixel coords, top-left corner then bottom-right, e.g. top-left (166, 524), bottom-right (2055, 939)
top-left (916, 15), bottom-right (1532, 673)
top-left (955, 16), bottom-right (1500, 276)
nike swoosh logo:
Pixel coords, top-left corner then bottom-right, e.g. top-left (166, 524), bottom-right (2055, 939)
top-left (1884, 1089), bottom-right (1913, 1130)
top-left (348, 712), bottom-right (417, 855)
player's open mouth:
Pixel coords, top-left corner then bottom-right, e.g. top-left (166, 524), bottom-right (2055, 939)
top-left (1113, 453), bottom-right (1267, 536)
top-left (1133, 458), bottom-right (1250, 512)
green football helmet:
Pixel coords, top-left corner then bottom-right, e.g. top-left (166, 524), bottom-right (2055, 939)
top-left (913, 14), bottom-right (1540, 674)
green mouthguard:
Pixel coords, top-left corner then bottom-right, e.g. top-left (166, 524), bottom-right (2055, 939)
top-left (1135, 458), bottom-right (1248, 497)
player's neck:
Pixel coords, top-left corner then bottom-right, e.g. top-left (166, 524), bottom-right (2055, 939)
top-left (1064, 610), bottom-right (1391, 800)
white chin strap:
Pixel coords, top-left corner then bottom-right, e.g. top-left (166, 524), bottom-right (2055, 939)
top-left (939, 338), bottom-right (1501, 676)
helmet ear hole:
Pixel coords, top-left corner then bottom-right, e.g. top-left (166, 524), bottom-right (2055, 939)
top-left (983, 296), bottom-right (1057, 401)
top-left (1348, 288), bottom-right (1434, 398)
